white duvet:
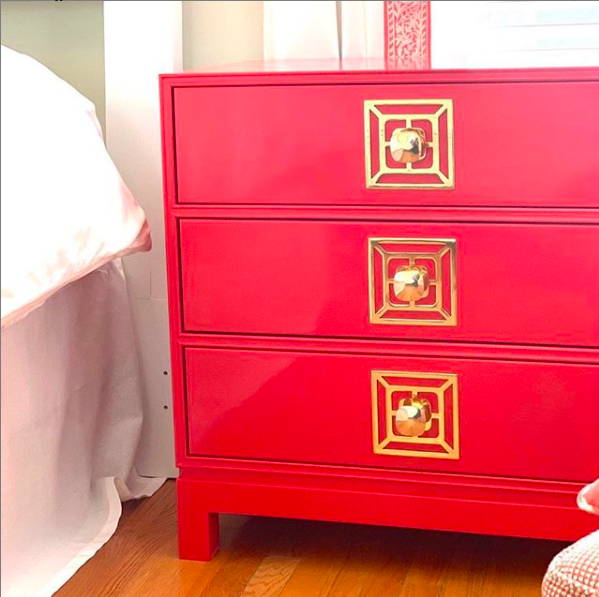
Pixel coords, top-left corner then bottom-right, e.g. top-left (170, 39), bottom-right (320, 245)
top-left (1, 46), bottom-right (162, 597)
top-left (1, 46), bottom-right (150, 327)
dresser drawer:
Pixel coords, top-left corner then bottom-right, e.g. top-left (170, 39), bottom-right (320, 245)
top-left (179, 219), bottom-right (599, 347)
top-left (172, 78), bottom-right (599, 207)
top-left (184, 346), bottom-right (598, 481)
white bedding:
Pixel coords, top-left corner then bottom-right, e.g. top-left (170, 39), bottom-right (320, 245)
top-left (0, 46), bottom-right (162, 595)
top-left (1, 46), bottom-right (151, 327)
top-left (1, 262), bottom-right (164, 597)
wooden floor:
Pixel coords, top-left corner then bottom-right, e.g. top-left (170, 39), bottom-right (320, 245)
top-left (57, 480), bottom-right (564, 597)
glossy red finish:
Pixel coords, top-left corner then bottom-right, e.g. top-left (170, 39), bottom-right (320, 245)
top-left (172, 75), bottom-right (599, 207)
top-left (177, 475), bottom-right (596, 561)
top-left (160, 66), bottom-right (599, 561)
top-left (179, 219), bottom-right (599, 347)
top-left (184, 345), bottom-right (598, 481)
top-left (168, 61), bottom-right (599, 78)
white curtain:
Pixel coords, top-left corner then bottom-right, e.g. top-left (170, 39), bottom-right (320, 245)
top-left (263, 1), bottom-right (384, 61)
top-left (264, 1), bottom-right (339, 60)
top-left (341, 1), bottom-right (384, 60)
top-left (263, 0), bottom-right (599, 67)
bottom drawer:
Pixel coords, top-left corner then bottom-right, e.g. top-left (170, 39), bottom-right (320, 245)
top-left (184, 346), bottom-right (598, 482)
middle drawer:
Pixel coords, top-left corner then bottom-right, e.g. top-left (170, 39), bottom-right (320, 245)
top-left (179, 219), bottom-right (599, 346)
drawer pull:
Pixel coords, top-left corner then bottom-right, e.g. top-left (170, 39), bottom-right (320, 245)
top-left (372, 370), bottom-right (459, 459)
top-left (389, 127), bottom-right (427, 163)
top-left (368, 238), bottom-right (457, 326)
top-left (395, 394), bottom-right (432, 437)
top-left (393, 265), bottom-right (430, 302)
top-left (364, 99), bottom-right (454, 189)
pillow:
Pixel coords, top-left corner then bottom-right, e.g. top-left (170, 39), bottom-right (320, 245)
top-left (1, 46), bottom-right (150, 327)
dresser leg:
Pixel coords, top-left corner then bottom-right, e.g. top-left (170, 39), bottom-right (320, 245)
top-left (177, 478), bottom-right (220, 560)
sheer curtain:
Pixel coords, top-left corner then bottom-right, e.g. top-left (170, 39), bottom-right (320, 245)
top-left (263, 1), bottom-right (385, 62)
top-left (263, 0), bottom-right (599, 68)
top-left (264, 1), bottom-right (341, 60)
top-left (431, 1), bottom-right (599, 68)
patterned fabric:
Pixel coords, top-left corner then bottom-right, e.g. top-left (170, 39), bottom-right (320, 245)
top-left (384, 0), bottom-right (431, 69)
top-left (542, 531), bottom-right (599, 597)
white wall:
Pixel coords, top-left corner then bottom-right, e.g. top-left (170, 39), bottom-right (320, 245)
top-left (183, 0), bottom-right (263, 70)
top-left (104, 1), bottom-right (183, 478)
top-left (0, 0), bottom-right (106, 130)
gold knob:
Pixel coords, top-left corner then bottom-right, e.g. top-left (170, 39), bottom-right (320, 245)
top-left (393, 265), bottom-right (430, 302)
top-left (389, 127), bottom-right (426, 163)
top-left (395, 395), bottom-right (432, 437)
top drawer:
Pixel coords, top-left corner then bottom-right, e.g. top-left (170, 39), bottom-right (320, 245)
top-left (171, 76), bottom-right (599, 207)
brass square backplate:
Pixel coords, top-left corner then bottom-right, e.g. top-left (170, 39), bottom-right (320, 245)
top-left (372, 370), bottom-right (460, 459)
top-left (364, 99), bottom-right (454, 189)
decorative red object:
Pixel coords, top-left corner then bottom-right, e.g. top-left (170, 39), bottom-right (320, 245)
top-left (385, 0), bottom-right (431, 69)
top-left (160, 64), bottom-right (599, 561)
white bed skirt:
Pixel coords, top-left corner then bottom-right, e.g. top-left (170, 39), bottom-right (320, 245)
top-left (1, 261), bottom-right (164, 597)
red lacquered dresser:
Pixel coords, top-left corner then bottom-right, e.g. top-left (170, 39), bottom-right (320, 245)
top-left (160, 64), bottom-right (599, 560)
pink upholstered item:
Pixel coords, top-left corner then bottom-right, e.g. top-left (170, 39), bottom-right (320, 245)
top-left (578, 480), bottom-right (599, 516)
top-left (542, 481), bottom-right (599, 597)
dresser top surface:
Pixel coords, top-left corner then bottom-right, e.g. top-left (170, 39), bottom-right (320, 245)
top-left (161, 60), bottom-right (599, 85)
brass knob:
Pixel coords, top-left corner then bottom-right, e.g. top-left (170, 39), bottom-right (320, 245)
top-left (395, 395), bottom-right (432, 437)
top-left (389, 127), bottom-right (426, 163)
top-left (393, 265), bottom-right (430, 302)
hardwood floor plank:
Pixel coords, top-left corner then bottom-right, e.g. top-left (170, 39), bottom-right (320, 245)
top-left (326, 525), bottom-right (407, 597)
top-left (278, 520), bottom-right (353, 597)
top-left (242, 556), bottom-right (300, 596)
top-left (397, 531), bottom-right (466, 597)
top-left (362, 528), bottom-right (423, 597)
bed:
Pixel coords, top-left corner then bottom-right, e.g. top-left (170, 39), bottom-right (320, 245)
top-left (1, 46), bottom-right (163, 596)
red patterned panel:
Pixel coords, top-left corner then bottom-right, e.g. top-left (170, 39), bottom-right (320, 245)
top-left (385, 0), bottom-right (431, 69)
